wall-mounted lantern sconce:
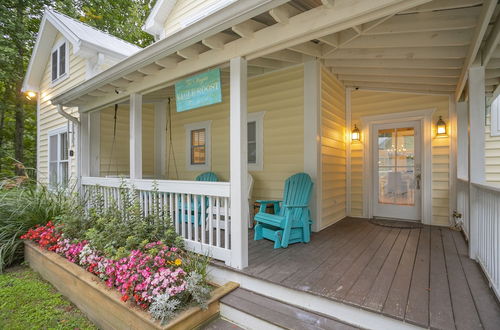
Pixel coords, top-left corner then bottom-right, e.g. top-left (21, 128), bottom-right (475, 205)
top-left (25, 91), bottom-right (37, 101)
top-left (351, 124), bottom-right (360, 142)
top-left (436, 116), bottom-right (447, 136)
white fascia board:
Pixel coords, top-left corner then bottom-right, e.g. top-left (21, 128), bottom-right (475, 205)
top-left (142, 0), bottom-right (177, 36)
top-left (51, 0), bottom-right (290, 106)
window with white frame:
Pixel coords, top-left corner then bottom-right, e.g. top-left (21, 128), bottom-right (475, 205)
top-left (48, 127), bottom-right (69, 188)
top-left (490, 95), bottom-right (500, 136)
top-left (248, 111), bottom-right (265, 171)
top-left (51, 41), bottom-right (68, 83)
top-left (185, 121), bottom-right (211, 171)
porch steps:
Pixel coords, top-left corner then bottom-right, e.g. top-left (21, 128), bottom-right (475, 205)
top-left (219, 287), bottom-right (358, 330)
top-left (208, 264), bottom-right (425, 330)
top-left (200, 317), bottom-right (243, 329)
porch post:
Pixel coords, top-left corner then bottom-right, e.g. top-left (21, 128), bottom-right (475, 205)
top-left (303, 59), bottom-right (322, 232)
top-left (154, 101), bottom-right (167, 179)
top-left (80, 112), bottom-right (90, 178)
top-left (467, 65), bottom-right (486, 259)
top-left (130, 93), bottom-right (143, 179)
top-left (89, 111), bottom-right (100, 177)
top-left (230, 57), bottom-right (248, 269)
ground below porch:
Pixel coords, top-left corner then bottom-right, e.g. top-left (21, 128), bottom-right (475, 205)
top-left (212, 217), bottom-right (500, 330)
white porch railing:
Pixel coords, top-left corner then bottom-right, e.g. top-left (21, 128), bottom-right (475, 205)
top-left (470, 182), bottom-right (500, 299)
top-left (81, 177), bottom-right (232, 265)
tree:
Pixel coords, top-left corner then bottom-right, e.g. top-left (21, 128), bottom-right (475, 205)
top-left (0, 0), bottom-right (155, 179)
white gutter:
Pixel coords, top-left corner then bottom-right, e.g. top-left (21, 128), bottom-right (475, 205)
top-left (57, 104), bottom-right (79, 125)
top-left (50, 0), bottom-right (290, 106)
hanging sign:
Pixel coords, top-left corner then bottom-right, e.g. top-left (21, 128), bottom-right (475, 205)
top-left (175, 68), bottom-right (222, 112)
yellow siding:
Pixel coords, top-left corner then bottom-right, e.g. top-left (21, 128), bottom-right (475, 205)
top-left (163, 0), bottom-right (220, 37)
top-left (485, 112), bottom-right (500, 185)
top-left (350, 91), bottom-right (450, 226)
top-left (321, 68), bottom-right (346, 227)
top-left (99, 104), bottom-right (155, 177)
top-left (99, 66), bottom-right (304, 200)
top-left (38, 34), bottom-right (86, 185)
top-left (151, 66), bottom-right (304, 201)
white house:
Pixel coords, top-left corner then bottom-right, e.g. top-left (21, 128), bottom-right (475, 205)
top-left (23, 1), bottom-right (500, 329)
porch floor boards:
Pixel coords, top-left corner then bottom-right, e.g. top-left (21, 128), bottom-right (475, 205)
top-left (214, 217), bottom-right (500, 330)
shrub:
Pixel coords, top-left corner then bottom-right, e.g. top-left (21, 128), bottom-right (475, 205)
top-left (0, 182), bottom-right (78, 272)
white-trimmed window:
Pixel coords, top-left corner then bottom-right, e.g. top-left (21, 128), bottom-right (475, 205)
top-left (185, 121), bottom-right (211, 171)
top-left (248, 111), bottom-right (265, 171)
top-left (491, 95), bottom-right (500, 136)
top-left (48, 127), bottom-right (69, 188)
top-left (51, 40), bottom-right (69, 84)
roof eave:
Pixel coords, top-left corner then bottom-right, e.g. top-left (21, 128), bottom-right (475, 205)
top-left (51, 0), bottom-right (289, 106)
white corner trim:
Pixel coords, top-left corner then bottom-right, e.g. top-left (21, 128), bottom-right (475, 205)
top-left (248, 111), bottom-right (265, 172)
top-left (185, 120), bottom-right (212, 172)
top-left (346, 87), bottom-right (352, 217)
top-left (304, 60), bottom-right (322, 232)
top-left (361, 108), bottom-right (435, 225)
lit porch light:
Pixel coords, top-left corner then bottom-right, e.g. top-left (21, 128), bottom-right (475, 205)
top-left (351, 124), bottom-right (360, 142)
top-left (436, 116), bottom-right (447, 136)
top-left (26, 91), bottom-right (37, 100)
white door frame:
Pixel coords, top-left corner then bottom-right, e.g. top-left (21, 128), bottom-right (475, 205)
top-left (361, 109), bottom-right (434, 225)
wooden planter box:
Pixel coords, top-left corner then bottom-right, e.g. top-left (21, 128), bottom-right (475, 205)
top-left (24, 241), bottom-right (238, 330)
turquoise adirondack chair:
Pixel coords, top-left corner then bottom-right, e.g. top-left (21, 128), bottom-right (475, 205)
top-left (254, 173), bottom-right (313, 248)
top-left (178, 172), bottom-right (218, 223)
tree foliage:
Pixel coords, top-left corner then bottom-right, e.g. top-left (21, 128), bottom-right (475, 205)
top-left (0, 0), bottom-right (155, 178)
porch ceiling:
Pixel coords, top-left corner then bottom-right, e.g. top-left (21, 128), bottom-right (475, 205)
top-left (53, 0), bottom-right (500, 110)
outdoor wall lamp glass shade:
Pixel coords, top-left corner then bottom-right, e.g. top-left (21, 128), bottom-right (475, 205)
top-left (351, 124), bottom-right (361, 142)
top-left (436, 116), bottom-right (447, 136)
top-left (25, 91), bottom-right (37, 100)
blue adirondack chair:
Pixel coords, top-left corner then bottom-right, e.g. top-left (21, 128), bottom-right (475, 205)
top-left (178, 172), bottom-right (218, 223)
top-left (254, 173), bottom-right (313, 248)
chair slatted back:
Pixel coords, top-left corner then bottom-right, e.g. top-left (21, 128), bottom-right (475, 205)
top-left (281, 173), bottom-right (313, 217)
top-left (196, 172), bottom-right (219, 182)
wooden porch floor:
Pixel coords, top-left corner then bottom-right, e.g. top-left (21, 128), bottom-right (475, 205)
top-left (215, 217), bottom-right (500, 329)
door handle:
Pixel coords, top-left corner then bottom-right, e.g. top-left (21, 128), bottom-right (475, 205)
top-left (415, 174), bottom-right (421, 190)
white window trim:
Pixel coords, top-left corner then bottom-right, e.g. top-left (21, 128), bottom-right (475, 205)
top-left (47, 126), bottom-right (69, 188)
top-left (50, 39), bottom-right (70, 87)
top-left (248, 111), bottom-right (265, 171)
top-left (490, 96), bottom-right (500, 136)
top-left (185, 120), bottom-right (211, 172)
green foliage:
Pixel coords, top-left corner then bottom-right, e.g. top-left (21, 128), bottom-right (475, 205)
top-left (0, 0), bottom-right (156, 178)
top-left (0, 266), bottom-right (97, 329)
top-left (0, 181), bottom-right (79, 271)
top-left (57, 183), bottom-right (183, 260)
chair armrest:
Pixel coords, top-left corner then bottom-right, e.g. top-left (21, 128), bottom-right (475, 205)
top-left (283, 204), bottom-right (309, 208)
top-left (256, 200), bottom-right (282, 204)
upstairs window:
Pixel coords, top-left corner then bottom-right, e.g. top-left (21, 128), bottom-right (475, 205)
top-left (51, 41), bottom-right (68, 83)
top-left (48, 127), bottom-right (69, 188)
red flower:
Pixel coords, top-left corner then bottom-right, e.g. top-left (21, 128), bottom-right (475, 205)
top-left (121, 294), bottom-right (129, 302)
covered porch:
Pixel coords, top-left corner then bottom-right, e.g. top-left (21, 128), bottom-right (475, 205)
top-left (212, 217), bottom-right (500, 330)
top-left (51, 0), bottom-right (500, 326)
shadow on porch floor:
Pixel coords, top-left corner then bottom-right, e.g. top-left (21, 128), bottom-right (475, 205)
top-left (213, 217), bottom-right (500, 330)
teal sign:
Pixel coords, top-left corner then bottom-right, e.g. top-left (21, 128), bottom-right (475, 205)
top-left (175, 68), bottom-right (222, 112)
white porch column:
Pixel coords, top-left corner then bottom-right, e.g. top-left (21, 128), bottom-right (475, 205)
top-left (130, 93), bottom-right (143, 179)
top-left (89, 111), bottom-right (100, 177)
top-left (467, 65), bottom-right (486, 259)
top-left (303, 59), bottom-right (322, 232)
top-left (154, 102), bottom-right (167, 179)
top-left (80, 112), bottom-right (90, 178)
top-left (230, 57), bottom-right (248, 269)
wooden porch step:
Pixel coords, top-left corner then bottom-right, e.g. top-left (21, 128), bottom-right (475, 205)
top-left (219, 287), bottom-right (358, 330)
top-left (200, 317), bottom-right (243, 329)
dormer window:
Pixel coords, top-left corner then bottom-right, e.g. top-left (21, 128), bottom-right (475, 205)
top-left (51, 41), bottom-right (68, 83)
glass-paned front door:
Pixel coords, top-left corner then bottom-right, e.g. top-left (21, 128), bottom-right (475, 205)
top-left (373, 121), bottom-right (421, 221)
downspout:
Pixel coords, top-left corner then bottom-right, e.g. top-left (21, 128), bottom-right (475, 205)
top-left (57, 104), bottom-right (81, 190)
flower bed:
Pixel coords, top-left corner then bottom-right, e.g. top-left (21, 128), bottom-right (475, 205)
top-left (21, 222), bottom-right (238, 329)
